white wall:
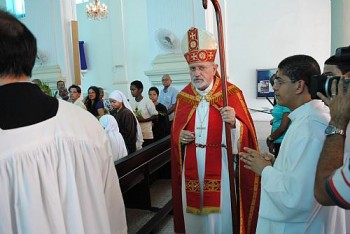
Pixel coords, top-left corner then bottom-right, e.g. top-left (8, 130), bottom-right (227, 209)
top-left (0, 0), bottom-right (6, 8)
top-left (144, 0), bottom-right (331, 120)
top-left (77, 0), bottom-right (151, 98)
top-left (123, 0), bottom-right (150, 91)
top-left (77, 1), bottom-right (115, 94)
top-left (224, 0), bottom-right (331, 120)
top-left (9, 0), bottom-right (75, 85)
top-left (331, 0), bottom-right (350, 52)
top-left (20, 1), bottom-right (58, 67)
top-left (11, 0), bottom-right (332, 121)
top-left (144, 0), bottom-right (207, 97)
top-left (146, 0), bottom-right (206, 61)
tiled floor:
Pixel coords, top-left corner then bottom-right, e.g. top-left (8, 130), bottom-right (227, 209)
top-left (152, 179), bottom-right (174, 234)
top-left (126, 209), bottom-right (158, 233)
top-left (126, 121), bottom-right (271, 233)
top-left (126, 179), bottom-right (173, 234)
top-left (153, 215), bottom-right (174, 234)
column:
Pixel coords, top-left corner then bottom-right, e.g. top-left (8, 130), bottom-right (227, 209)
top-left (331, 0), bottom-right (350, 51)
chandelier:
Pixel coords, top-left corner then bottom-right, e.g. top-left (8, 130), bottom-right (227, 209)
top-left (86, 0), bottom-right (108, 20)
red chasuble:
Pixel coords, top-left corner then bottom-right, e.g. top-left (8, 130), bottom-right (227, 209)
top-left (171, 76), bottom-right (260, 234)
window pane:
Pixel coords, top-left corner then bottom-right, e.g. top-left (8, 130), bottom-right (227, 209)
top-left (6, 0), bottom-right (25, 18)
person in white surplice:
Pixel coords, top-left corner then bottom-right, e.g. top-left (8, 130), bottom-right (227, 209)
top-left (240, 55), bottom-right (346, 234)
top-left (0, 10), bottom-right (127, 234)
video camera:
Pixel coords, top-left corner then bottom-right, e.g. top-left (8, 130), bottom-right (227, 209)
top-left (309, 46), bottom-right (350, 99)
top-left (335, 46), bottom-right (350, 58)
top-left (310, 75), bottom-right (350, 99)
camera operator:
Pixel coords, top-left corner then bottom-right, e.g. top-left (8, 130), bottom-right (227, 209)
top-left (314, 46), bottom-right (350, 208)
top-left (323, 46), bottom-right (350, 77)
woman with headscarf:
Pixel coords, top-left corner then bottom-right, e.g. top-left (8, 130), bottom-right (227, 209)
top-left (99, 115), bottom-right (128, 161)
top-left (109, 90), bottom-right (143, 153)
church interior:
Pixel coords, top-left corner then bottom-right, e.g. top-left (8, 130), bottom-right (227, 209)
top-left (1, 0), bottom-right (349, 233)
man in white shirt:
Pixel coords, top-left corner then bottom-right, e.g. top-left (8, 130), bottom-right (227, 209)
top-left (240, 54), bottom-right (346, 233)
top-left (68, 84), bottom-right (86, 109)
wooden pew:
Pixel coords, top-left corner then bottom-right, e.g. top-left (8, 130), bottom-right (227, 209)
top-left (114, 135), bottom-right (172, 233)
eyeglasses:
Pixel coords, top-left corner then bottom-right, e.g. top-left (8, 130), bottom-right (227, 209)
top-left (273, 77), bottom-right (297, 88)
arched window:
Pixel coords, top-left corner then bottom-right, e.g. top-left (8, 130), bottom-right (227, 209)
top-left (6, 0), bottom-right (25, 18)
top-left (76, 0), bottom-right (89, 4)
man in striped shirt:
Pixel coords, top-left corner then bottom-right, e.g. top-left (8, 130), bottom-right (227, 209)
top-left (315, 47), bottom-right (350, 208)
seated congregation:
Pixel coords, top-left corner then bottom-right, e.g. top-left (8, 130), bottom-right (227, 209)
top-left (35, 79), bottom-right (173, 157)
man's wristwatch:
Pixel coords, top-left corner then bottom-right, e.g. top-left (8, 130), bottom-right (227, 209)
top-left (325, 124), bottom-right (346, 136)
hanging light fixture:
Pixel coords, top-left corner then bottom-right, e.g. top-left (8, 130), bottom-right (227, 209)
top-left (86, 0), bottom-right (108, 20)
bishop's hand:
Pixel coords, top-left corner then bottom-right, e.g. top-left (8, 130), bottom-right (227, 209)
top-left (220, 106), bottom-right (236, 127)
top-left (180, 130), bottom-right (195, 144)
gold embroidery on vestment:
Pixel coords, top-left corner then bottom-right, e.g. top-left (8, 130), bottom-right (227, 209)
top-left (185, 180), bottom-right (200, 192)
top-left (203, 179), bottom-right (221, 192)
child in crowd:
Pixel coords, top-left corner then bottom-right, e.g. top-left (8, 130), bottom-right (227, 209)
top-left (148, 87), bottom-right (170, 141)
top-left (130, 80), bottom-right (158, 147)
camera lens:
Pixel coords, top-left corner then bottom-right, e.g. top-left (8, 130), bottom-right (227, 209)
top-left (325, 76), bottom-right (339, 98)
top-left (309, 75), bottom-right (345, 99)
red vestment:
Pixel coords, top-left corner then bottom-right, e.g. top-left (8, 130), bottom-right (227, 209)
top-left (171, 76), bottom-right (260, 233)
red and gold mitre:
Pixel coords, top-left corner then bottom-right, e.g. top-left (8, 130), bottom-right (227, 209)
top-left (181, 27), bottom-right (217, 64)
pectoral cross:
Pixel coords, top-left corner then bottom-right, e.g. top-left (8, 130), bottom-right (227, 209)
top-left (196, 125), bottom-right (206, 137)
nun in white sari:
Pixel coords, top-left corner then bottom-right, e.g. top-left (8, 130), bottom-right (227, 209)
top-left (100, 115), bottom-right (128, 161)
